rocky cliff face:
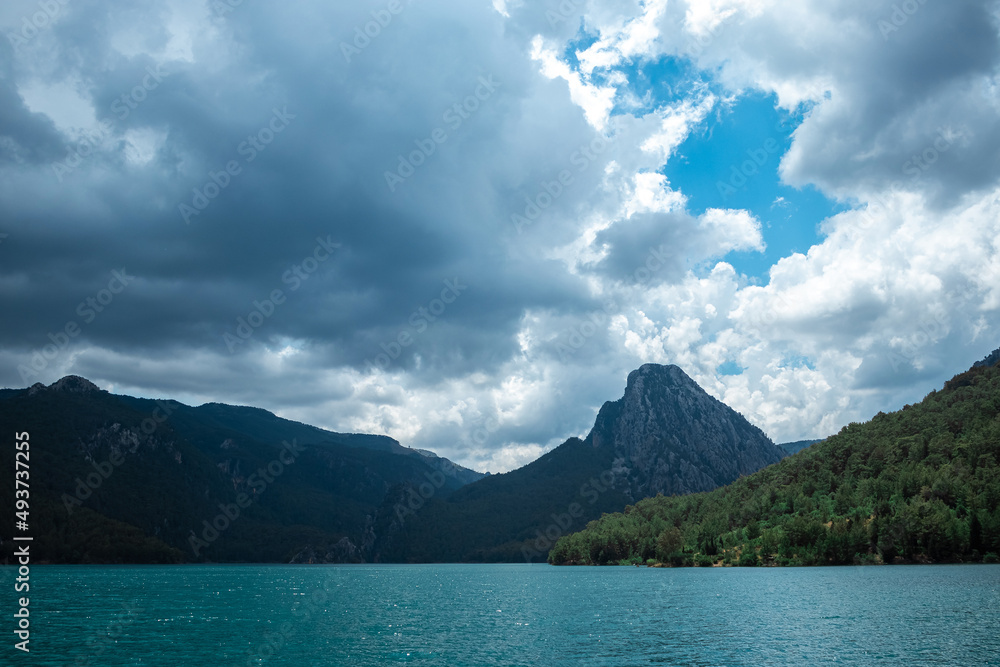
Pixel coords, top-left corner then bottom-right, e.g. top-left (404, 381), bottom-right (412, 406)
top-left (589, 364), bottom-right (783, 501)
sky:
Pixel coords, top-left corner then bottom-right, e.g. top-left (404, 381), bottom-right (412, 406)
top-left (2, 0), bottom-right (1000, 473)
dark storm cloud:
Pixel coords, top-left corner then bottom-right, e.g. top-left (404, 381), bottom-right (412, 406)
top-left (0, 78), bottom-right (65, 163)
top-left (0, 0), bottom-right (609, 396)
top-left (587, 211), bottom-right (704, 285)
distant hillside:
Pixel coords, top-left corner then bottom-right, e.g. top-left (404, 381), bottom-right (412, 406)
top-left (549, 353), bottom-right (1000, 567)
top-left (0, 377), bottom-right (482, 564)
top-left (376, 364), bottom-right (784, 562)
top-left (114, 395), bottom-right (483, 487)
top-left (779, 440), bottom-right (822, 456)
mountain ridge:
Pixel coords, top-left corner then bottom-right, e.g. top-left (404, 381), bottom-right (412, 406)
top-left (0, 377), bottom-right (483, 563)
top-left (19, 375), bottom-right (485, 485)
top-left (372, 363), bottom-right (784, 562)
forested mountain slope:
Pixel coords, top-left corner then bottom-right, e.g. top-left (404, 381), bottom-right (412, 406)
top-left (550, 355), bottom-right (1000, 566)
top-left (0, 377), bottom-right (480, 563)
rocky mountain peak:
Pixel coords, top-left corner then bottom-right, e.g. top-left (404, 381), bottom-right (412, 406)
top-left (49, 375), bottom-right (102, 393)
top-left (591, 363), bottom-right (783, 501)
top-left (623, 363), bottom-right (703, 401)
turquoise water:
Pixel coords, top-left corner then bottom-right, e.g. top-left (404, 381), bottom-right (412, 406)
top-left (5, 564), bottom-right (1000, 666)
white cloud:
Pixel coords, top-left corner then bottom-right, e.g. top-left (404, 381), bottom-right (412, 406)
top-left (531, 35), bottom-right (618, 130)
top-left (577, 0), bottom-right (669, 75)
top-left (640, 93), bottom-right (717, 162)
top-left (699, 208), bottom-right (765, 253)
top-left (627, 171), bottom-right (686, 215)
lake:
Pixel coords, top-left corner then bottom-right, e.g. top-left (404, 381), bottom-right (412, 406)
top-left (6, 564), bottom-right (1000, 666)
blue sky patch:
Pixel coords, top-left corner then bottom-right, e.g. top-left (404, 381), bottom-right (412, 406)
top-left (716, 360), bottom-right (744, 376)
top-left (662, 92), bottom-right (845, 282)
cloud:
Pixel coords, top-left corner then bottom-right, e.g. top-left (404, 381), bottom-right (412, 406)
top-left (660, 0), bottom-right (1000, 205)
top-left (1, 0), bottom-right (999, 473)
top-left (531, 35), bottom-right (618, 130)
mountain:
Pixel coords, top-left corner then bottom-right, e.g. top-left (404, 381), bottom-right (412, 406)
top-left (974, 347), bottom-right (1000, 368)
top-left (0, 364), bottom-right (787, 564)
top-left (113, 395), bottom-right (483, 487)
top-left (375, 363), bottom-right (784, 562)
top-left (549, 349), bottom-right (1000, 567)
top-left (592, 364), bottom-right (785, 500)
top-left (0, 377), bottom-right (482, 564)
top-left (779, 439), bottom-right (822, 456)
